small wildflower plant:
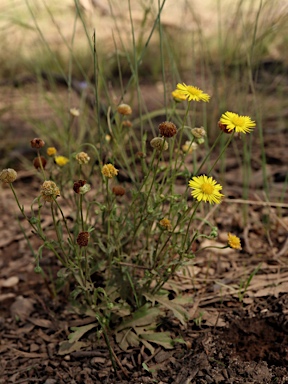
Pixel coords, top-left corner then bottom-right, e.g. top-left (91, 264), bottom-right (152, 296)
top-left (0, 4), bottom-right (257, 363)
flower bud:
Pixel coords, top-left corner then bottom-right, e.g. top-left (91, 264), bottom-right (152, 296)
top-left (47, 147), bottom-right (57, 156)
top-left (117, 103), bottom-right (132, 115)
top-left (112, 186), bottom-right (126, 196)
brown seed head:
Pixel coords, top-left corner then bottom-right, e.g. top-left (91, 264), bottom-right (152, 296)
top-left (73, 180), bottom-right (86, 194)
top-left (33, 156), bottom-right (47, 170)
top-left (112, 186), bottom-right (126, 196)
top-left (31, 138), bottom-right (45, 149)
top-left (76, 231), bottom-right (90, 247)
top-left (158, 121), bottom-right (177, 138)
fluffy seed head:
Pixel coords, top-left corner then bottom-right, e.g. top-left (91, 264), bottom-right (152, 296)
top-left (0, 168), bottom-right (17, 183)
top-left (76, 152), bottom-right (90, 165)
top-left (101, 164), bottom-right (118, 178)
top-left (40, 181), bottom-right (60, 202)
top-left (191, 127), bottom-right (206, 139)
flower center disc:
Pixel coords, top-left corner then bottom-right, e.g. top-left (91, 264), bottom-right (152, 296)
top-left (201, 183), bottom-right (214, 195)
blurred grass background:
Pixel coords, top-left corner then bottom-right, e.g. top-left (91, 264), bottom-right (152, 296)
top-left (0, 0), bottom-right (287, 202)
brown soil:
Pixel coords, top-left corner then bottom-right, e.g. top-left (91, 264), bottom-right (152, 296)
top-left (1, 73), bottom-right (288, 383)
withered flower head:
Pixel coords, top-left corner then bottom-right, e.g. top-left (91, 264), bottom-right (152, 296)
top-left (159, 218), bottom-right (172, 230)
top-left (150, 137), bottom-right (169, 151)
top-left (112, 186), bottom-right (126, 196)
top-left (76, 231), bottom-right (90, 247)
top-left (117, 103), bottom-right (132, 115)
top-left (33, 156), bottom-right (47, 170)
top-left (101, 164), bottom-right (118, 178)
top-left (73, 180), bottom-right (86, 194)
top-left (40, 180), bottom-right (60, 203)
top-left (0, 168), bottom-right (17, 183)
top-left (136, 151), bottom-right (146, 159)
top-left (122, 120), bottom-right (132, 128)
top-left (76, 152), bottom-right (90, 165)
top-left (218, 121), bottom-right (232, 134)
top-left (158, 121), bottom-right (177, 138)
top-left (191, 127), bottom-right (206, 139)
top-left (31, 138), bottom-right (45, 149)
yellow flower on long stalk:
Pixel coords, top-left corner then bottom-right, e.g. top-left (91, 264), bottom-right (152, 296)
top-left (176, 83), bottom-right (210, 102)
top-left (219, 111), bottom-right (256, 134)
top-left (171, 89), bottom-right (187, 102)
top-left (227, 233), bottom-right (242, 250)
top-left (54, 156), bottom-right (69, 167)
top-left (188, 175), bottom-right (224, 204)
top-left (101, 164), bottom-right (118, 178)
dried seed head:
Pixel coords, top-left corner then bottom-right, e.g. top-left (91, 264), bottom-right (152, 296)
top-left (40, 181), bottom-right (60, 202)
top-left (159, 218), bottom-right (172, 230)
top-left (33, 156), bottom-right (47, 170)
top-left (0, 168), bottom-right (17, 183)
top-left (182, 141), bottom-right (198, 154)
top-left (122, 120), bottom-right (132, 128)
top-left (191, 127), bottom-right (206, 139)
top-left (47, 147), bottom-right (57, 156)
top-left (158, 121), bottom-right (177, 138)
top-left (76, 231), bottom-right (90, 247)
top-left (136, 151), bottom-right (146, 158)
top-left (101, 164), bottom-right (118, 178)
top-left (73, 180), bottom-right (86, 194)
top-left (117, 103), bottom-right (132, 115)
top-left (76, 152), bottom-right (90, 165)
top-left (31, 138), bottom-right (45, 149)
top-left (150, 137), bottom-right (169, 151)
top-left (218, 121), bottom-right (232, 134)
top-left (112, 186), bottom-right (126, 196)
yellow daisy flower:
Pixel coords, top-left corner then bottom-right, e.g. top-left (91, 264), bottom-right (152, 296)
top-left (188, 175), bottom-right (224, 204)
top-left (176, 83), bottom-right (210, 102)
top-left (227, 233), bottom-right (242, 250)
top-left (171, 89), bottom-right (187, 102)
top-left (219, 111), bottom-right (256, 134)
top-left (54, 156), bottom-right (69, 167)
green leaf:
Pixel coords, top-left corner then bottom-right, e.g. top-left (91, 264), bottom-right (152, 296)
top-left (140, 332), bottom-right (174, 349)
top-left (58, 341), bottom-right (89, 355)
top-left (116, 304), bottom-right (160, 332)
top-left (144, 293), bottom-right (189, 326)
top-left (68, 323), bottom-right (97, 343)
